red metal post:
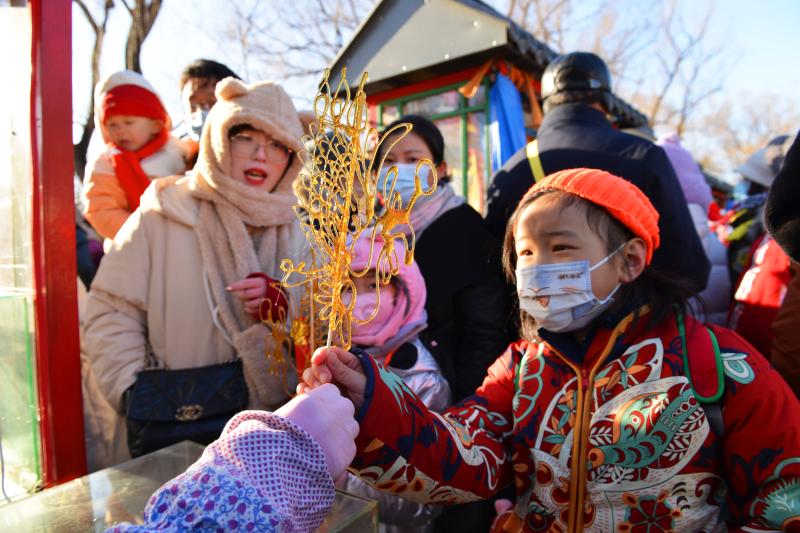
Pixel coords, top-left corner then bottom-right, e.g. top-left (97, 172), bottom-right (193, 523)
top-left (29, 0), bottom-right (87, 486)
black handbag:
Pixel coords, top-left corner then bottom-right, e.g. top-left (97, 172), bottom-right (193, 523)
top-left (124, 359), bottom-right (249, 458)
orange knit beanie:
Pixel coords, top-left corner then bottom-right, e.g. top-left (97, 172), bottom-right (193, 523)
top-left (525, 168), bottom-right (661, 264)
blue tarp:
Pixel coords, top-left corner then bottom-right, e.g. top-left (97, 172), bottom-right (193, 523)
top-left (489, 73), bottom-right (527, 172)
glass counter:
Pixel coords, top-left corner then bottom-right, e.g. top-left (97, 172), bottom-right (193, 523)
top-left (0, 4), bottom-right (40, 502)
top-left (0, 441), bottom-right (377, 532)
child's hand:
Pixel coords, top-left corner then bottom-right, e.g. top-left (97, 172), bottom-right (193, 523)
top-left (297, 347), bottom-right (367, 409)
top-left (227, 277), bottom-right (267, 316)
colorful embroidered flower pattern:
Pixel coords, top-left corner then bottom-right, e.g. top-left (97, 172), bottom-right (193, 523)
top-left (618, 491), bottom-right (681, 533)
top-left (349, 314), bottom-right (800, 532)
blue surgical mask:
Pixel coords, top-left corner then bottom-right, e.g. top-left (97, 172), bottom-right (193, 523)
top-left (379, 163), bottom-right (429, 205)
top-left (515, 243), bottom-right (626, 332)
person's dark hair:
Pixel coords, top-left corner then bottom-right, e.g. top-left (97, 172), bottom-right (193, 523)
top-left (502, 191), bottom-right (694, 341)
top-left (179, 59), bottom-right (241, 89)
top-left (543, 89), bottom-right (609, 114)
top-left (228, 123), bottom-right (254, 138)
top-left (377, 114), bottom-right (446, 166)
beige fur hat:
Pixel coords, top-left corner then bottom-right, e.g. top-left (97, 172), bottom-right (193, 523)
top-left (200, 77), bottom-right (306, 193)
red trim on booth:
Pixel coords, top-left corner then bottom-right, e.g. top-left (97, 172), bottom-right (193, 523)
top-left (29, 0), bottom-right (87, 486)
top-left (366, 67), bottom-right (481, 105)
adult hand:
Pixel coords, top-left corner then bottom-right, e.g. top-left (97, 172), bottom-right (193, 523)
top-left (297, 347), bottom-right (367, 409)
top-left (274, 383), bottom-right (359, 481)
top-left (227, 277), bottom-right (267, 316)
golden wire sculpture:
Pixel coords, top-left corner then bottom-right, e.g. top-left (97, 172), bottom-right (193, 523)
top-left (281, 68), bottom-right (437, 350)
top-left (259, 282), bottom-right (294, 398)
top-left (289, 252), bottom-right (326, 376)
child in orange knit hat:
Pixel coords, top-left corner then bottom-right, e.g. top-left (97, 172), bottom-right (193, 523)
top-left (82, 70), bottom-right (186, 240)
top-left (301, 168), bottom-right (800, 533)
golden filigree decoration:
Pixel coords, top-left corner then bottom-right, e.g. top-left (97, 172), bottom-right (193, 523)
top-left (260, 283), bottom-right (293, 398)
top-left (281, 68), bottom-right (437, 350)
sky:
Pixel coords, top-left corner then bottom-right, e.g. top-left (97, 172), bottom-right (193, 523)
top-left (705, 0), bottom-right (798, 101)
top-left (71, 0), bottom-right (800, 174)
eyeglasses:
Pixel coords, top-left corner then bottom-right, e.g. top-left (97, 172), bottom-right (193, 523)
top-left (230, 133), bottom-right (293, 161)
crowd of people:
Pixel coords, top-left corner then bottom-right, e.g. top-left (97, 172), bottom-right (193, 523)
top-left (73, 54), bottom-right (800, 532)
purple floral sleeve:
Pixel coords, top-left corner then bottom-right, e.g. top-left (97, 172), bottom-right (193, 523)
top-left (107, 411), bottom-right (335, 532)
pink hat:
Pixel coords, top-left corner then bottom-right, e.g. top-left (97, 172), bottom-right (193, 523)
top-left (349, 234), bottom-right (427, 348)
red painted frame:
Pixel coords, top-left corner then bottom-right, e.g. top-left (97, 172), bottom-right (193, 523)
top-left (366, 62), bottom-right (543, 108)
top-left (366, 67), bottom-right (480, 105)
top-left (29, 0), bottom-right (87, 486)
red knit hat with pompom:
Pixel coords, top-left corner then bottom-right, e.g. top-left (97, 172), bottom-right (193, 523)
top-left (525, 168), bottom-right (661, 264)
top-left (100, 84), bottom-right (167, 124)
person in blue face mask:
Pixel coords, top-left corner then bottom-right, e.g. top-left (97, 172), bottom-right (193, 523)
top-left (375, 115), bottom-right (512, 402)
top-left (300, 168), bottom-right (800, 533)
top-left (515, 240), bottom-right (626, 333)
top-left (177, 59), bottom-right (241, 167)
top-left (375, 115), bottom-right (514, 532)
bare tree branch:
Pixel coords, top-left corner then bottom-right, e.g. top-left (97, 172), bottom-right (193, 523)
top-left (212, 0), bottom-right (373, 98)
top-left (73, 0), bottom-right (163, 179)
top-left (646, 0), bottom-right (725, 132)
top-left (72, 0), bottom-right (114, 180)
top-left (210, 0), bottom-right (739, 170)
top-left (499, 0), bottom-right (737, 173)
top-left (506, 0), bottom-right (517, 17)
top-left (74, 0), bottom-right (99, 34)
top-left (124, 0), bottom-right (163, 73)
top-left (691, 92), bottom-right (799, 173)
top-left (119, 0), bottom-right (134, 16)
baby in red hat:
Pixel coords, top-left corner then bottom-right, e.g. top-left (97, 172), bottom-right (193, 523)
top-left (82, 70), bottom-right (186, 240)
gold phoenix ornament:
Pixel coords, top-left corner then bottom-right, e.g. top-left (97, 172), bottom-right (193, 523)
top-left (281, 68), bottom-right (437, 350)
top-left (259, 281), bottom-right (295, 398)
top-left (288, 250), bottom-right (326, 375)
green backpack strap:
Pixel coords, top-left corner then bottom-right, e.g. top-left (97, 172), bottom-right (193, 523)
top-left (677, 310), bottom-right (726, 437)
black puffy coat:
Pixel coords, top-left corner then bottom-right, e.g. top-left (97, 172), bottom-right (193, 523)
top-left (415, 204), bottom-right (512, 402)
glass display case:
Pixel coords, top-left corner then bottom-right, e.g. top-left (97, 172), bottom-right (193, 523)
top-left (0, 4), bottom-right (41, 502)
top-left (402, 89), bottom-right (461, 117)
top-left (0, 441), bottom-right (377, 532)
top-left (3, 0), bottom-right (88, 492)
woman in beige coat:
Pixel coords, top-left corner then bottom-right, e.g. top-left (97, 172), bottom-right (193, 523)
top-left (83, 78), bottom-right (307, 464)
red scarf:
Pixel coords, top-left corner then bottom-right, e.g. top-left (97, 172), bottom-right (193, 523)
top-left (109, 128), bottom-right (169, 211)
top-left (102, 83), bottom-right (170, 211)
